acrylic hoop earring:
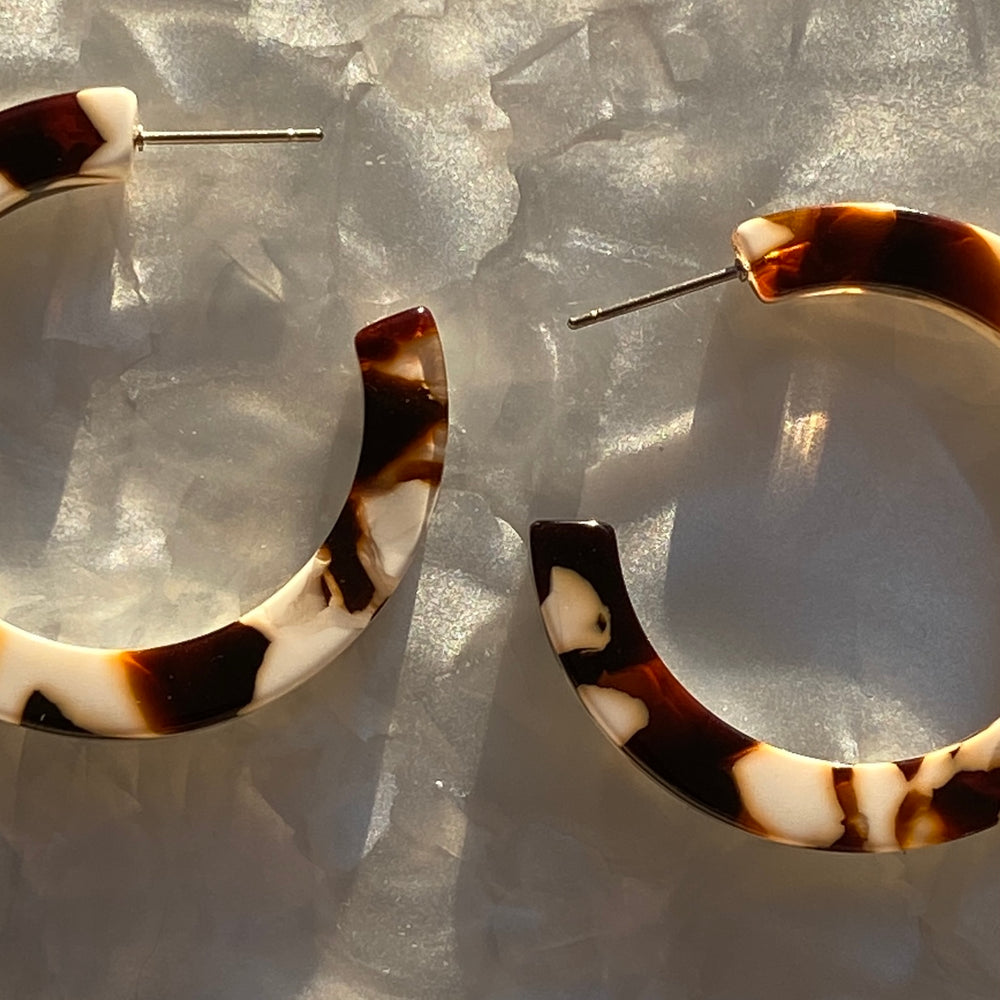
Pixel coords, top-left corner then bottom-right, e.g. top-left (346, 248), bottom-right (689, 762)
top-left (535, 203), bottom-right (1000, 852)
top-left (0, 87), bottom-right (448, 737)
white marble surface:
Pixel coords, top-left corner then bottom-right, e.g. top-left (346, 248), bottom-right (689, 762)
top-left (0, 1), bottom-right (998, 996)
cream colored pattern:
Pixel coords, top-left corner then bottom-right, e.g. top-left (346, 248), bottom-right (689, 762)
top-left (77, 87), bottom-right (139, 180)
top-left (578, 684), bottom-right (650, 746)
top-left (541, 565), bottom-right (612, 655)
top-left (732, 217), bottom-right (795, 263)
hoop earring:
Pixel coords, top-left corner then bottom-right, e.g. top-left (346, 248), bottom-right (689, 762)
top-left (535, 202), bottom-right (1000, 852)
top-left (0, 88), bottom-right (448, 737)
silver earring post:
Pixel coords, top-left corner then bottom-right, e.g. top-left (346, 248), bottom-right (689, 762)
top-left (133, 125), bottom-right (324, 151)
top-left (567, 262), bottom-right (746, 329)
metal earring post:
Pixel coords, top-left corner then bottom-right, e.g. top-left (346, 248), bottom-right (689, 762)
top-left (133, 125), bottom-right (324, 151)
top-left (567, 262), bottom-right (746, 329)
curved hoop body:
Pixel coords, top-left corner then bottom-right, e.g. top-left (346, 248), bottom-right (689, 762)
top-left (0, 89), bottom-right (448, 736)
top-left (533, 203), bottom-right (1000, 851)
top-left (734, 202), bottom-right (1000, 334)
top-left (2, 306), bottom-right (447, 737)
top-left (531, 522), bottom-right (1000, 852)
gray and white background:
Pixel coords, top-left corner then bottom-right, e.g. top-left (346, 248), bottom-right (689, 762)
top-left (0, 0), bottom-right (998, 996)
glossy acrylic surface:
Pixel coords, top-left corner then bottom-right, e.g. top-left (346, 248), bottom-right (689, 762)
top-left (0, 87), bottom-right (136, 214)
top-left (532, 201), bottom-right (1000, 851)
top-left (0, 301), bottom-right (446, 736)
top-left (2, 5), bottom-right (999, 998)
top-left (531, 519), bottom-right (1000, 851)
top-left (734, 204), bottom-right (1000, 336)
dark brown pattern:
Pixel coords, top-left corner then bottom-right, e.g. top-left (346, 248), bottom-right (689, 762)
top-left (21, 690), bottom-right (93, 735)
top-left (323, 307), bottom-right (447, 612)
top-left (0, 90), bottom-right (449, 738)
top-left (354, 316), bottom-right (448, 484)
top-left (832, 766), bottom-right (867, 850)
top-left (325, 496), bottom-right (376, 613)
top-left (531, 202), bottom-right (1000, 849)
top-left (931, 768), bottom-right (1000, 842)
top-left (122, 622), bottom-right (270, 734)
top-left (736, 205), bottom-right (1000, 336)
top-left (530, 519), bottom-right (1000, 850)
top-left (114, 306), bottom-right (447, 735)
top-left (0, 92), bottom-right (105, 191)
top-left (0, 306), bottom-right (446, 737)
top-left (530, 521), bottom-right (757, 826)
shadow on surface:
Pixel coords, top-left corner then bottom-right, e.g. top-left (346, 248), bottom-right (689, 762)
top-left (455, 285), bottom-right (1000, 997)
top-left (0, 570), bottom-right (417, 999)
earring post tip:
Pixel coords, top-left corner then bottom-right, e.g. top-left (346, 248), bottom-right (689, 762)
top-left (565, 264), bottom-right (744, 329)
top-left (566, 311), bottom-right (597, 330)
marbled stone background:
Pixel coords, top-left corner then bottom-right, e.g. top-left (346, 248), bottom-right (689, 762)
top-left (0, 1), bottom-right (998, 997)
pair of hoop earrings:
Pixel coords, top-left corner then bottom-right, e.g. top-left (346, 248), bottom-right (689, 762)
top-left (1, 88), bottom-right (998, 855)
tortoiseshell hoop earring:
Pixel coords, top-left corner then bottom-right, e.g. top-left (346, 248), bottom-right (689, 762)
top-left (0, 87), bottom-right (448, 737)
top-left (534, 203), bottom-right (1000, 852)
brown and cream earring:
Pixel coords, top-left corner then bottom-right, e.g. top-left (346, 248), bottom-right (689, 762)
top-left (0, 87), bottom-right (448, 737)
top-left (532, 203), bottom-right (1000, 852)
